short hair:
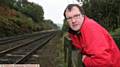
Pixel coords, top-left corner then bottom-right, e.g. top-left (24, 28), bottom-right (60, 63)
top-left (64, 4), bottom-right (85, 19)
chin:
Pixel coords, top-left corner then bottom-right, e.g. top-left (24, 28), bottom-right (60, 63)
top-left (72, 28), bottom-right (79, 31)
top-left (72, 27), bottom-right (80, 31)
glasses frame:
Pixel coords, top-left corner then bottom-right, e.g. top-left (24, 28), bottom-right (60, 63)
top-left (66, 14), bottom-right (81, 22)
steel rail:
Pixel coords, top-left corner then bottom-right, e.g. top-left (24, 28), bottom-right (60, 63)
top-left (0, 30), bottom-right (56, 45)
top-left (0, 31), bottom-right (57, 64)
top-left (0, 32), bottom-right (53, 54)
top-left (15, 32), bottom-right (56, 64)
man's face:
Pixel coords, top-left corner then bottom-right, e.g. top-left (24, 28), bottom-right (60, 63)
top-left (65, 6), bottom-right (84, 31)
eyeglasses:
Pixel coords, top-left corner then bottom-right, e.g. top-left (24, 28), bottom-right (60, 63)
top-left (66, 14), bottom-right (81, 22)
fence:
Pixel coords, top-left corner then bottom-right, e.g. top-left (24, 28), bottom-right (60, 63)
top-left (64, 36), bottom-right (84, 67)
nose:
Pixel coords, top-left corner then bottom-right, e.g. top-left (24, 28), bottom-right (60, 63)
top-left (71, 18), bottom-right (76, 23)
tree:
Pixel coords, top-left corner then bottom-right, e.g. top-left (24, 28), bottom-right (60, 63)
top-left (83, 0), bottom-right (120, 31)
top-left (20, 3), bottom-right (44, 22)
top-left (0, 0), bottom-right (16, 8)
top-left (62, 19), bottom-right (69, 32)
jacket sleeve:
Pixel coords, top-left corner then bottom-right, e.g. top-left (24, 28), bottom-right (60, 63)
top-left (83, 23), bottom-right (113, 67)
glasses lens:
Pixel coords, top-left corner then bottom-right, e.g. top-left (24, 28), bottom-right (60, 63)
top-left (66, 14), bottom-right (80, 22)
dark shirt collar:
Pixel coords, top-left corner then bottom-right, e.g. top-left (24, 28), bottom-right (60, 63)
top-left (68, 28), bottom-right (81, 35)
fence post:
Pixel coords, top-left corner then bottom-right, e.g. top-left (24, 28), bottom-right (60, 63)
top-left (64, 36), bottom-right (72, 67)
top-left (64, 35), bottom-right (84, 67)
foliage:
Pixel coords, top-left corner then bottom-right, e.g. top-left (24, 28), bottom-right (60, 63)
top-left (83, 0), bottom-right (120, 31)
top-left (0, 0), bottom-right (58, 37)
top-left (111, 28), bottom-right (120, 48)
top-left (62, 19), bottom-right (69, 33)
top-left (111, 28), bottom-right (120, 35)
top-left (0, 12), bottom-right (34, 37)
top-left (43, 19), bottom-right (59, 30)
top-left (14, 0), bottom-right (44, 22)
top-left (20, 3), bottom-right (44, 22)
top-left (0, 0), bottom-right (16, 8)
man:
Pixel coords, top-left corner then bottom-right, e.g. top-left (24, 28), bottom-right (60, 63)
top-left (64, 4), bottom-right (120, 67)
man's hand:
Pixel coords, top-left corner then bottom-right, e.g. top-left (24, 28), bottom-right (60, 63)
top-left (82, 55), bottom-right (86, 62)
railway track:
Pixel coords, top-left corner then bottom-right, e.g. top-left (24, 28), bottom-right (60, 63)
top-left (0, 30), bottom-right (57, 64)
top-left (0, 30), bottom-right (55, 45)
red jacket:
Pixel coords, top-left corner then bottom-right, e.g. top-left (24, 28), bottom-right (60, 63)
top-left (69, 16), bottom-right (120, 67)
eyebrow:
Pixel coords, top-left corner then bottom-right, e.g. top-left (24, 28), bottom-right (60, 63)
top-left (66, 14), bottom-right (80, 19)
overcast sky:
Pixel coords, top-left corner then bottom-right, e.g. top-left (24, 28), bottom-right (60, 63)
top-left (28, 0), bottom-right (79, 27)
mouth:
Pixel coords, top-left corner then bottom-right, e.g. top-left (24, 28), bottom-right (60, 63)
top-left (73, 24), bottom-right (78, 27)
